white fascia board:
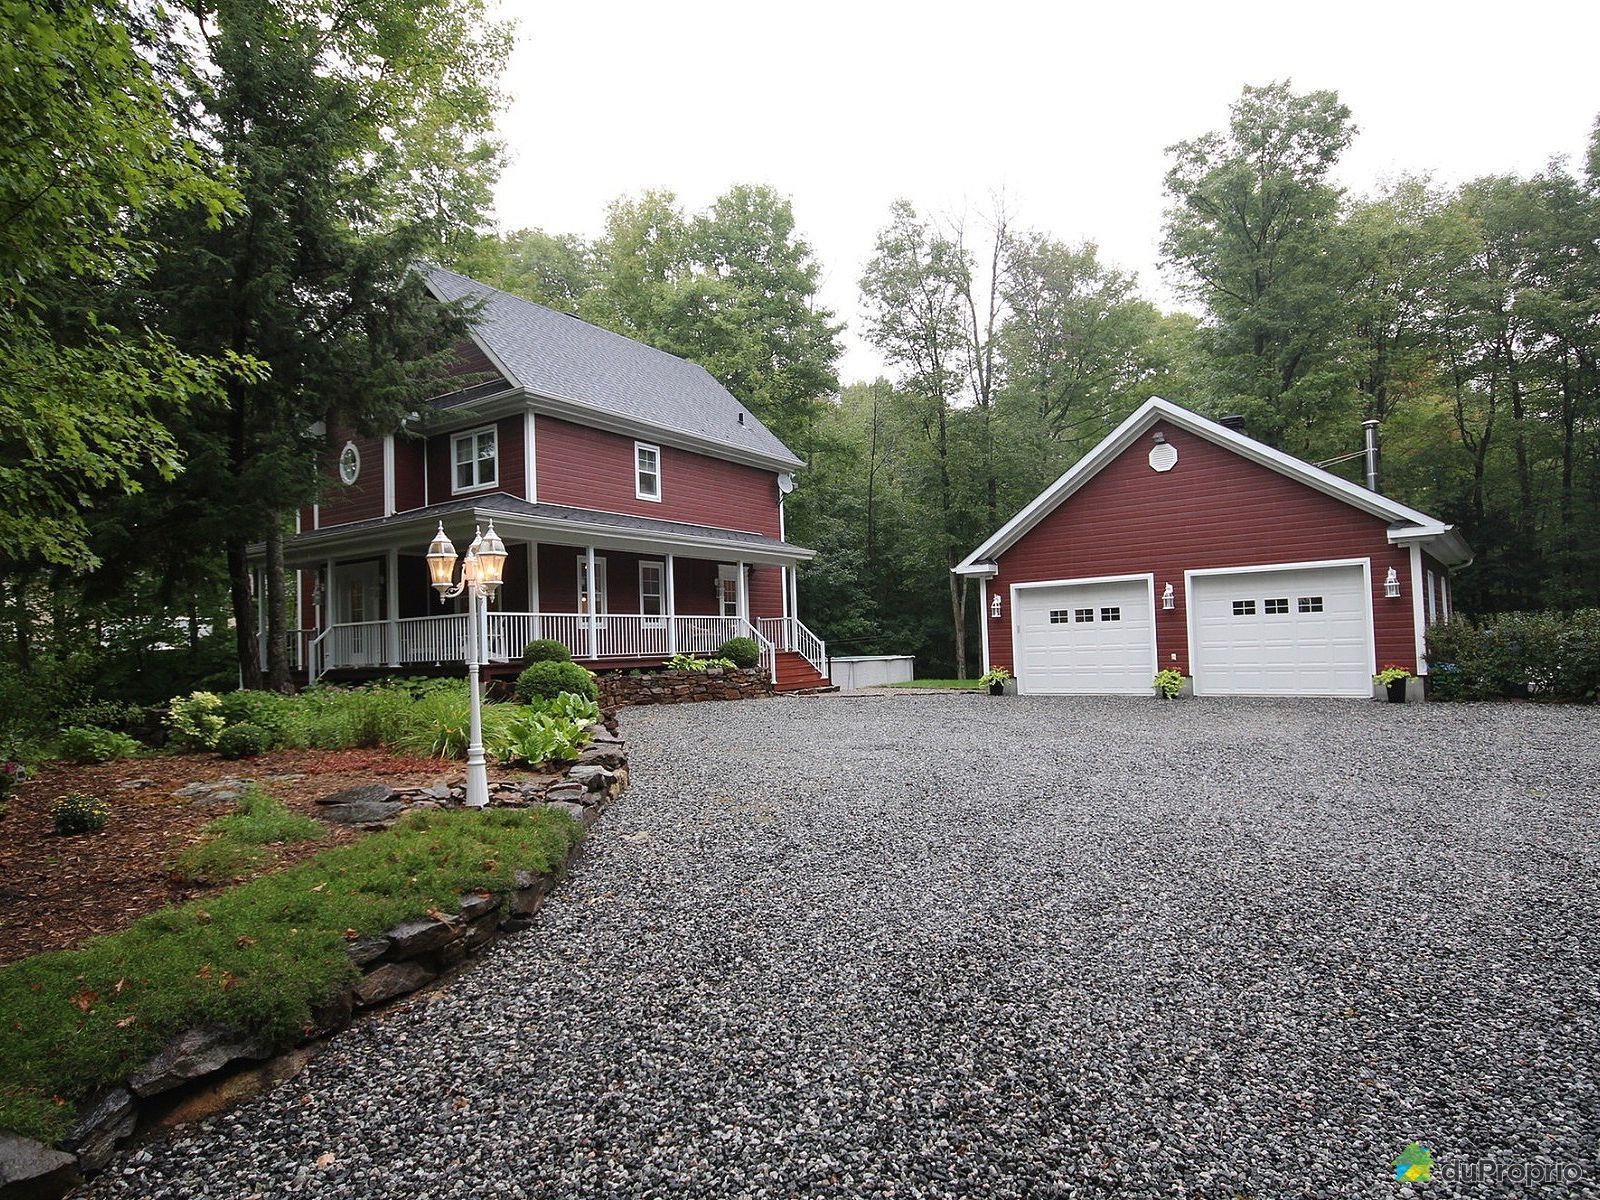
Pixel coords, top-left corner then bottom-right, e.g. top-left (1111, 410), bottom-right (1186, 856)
top-left (956, 396), bottom-right (1459, 570)
top-left (954, 562), bottom-right (999, 578)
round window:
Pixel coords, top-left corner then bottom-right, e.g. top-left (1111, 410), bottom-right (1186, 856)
top-left (338, 441), bottom-right (361, 486)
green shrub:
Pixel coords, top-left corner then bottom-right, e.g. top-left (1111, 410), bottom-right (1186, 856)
top-left (218, 690), bottom-right (299, 745)
top-left (522, 639), bottom-right (573, 664)
top-left (216, 723), bottom-right (272, 759)
top-left (488, 709), bottom-right (590, 767)
top-left (515, 660), bottom-right (598, 703)
top-left (388, 687), bottom-right (519, 759)
top-left (717, 637), bottom-right (761, 670)
top-left (58, 699), bottom-right (144, 733)
top-left (1426, 609), bottom-right (1600, 703)
top-left (55, 726), bottom-right (141, 765)
top-left (665, 653), bottom-right (736, 673)
top-left (52, 793), bottom-right (111, 836)
top-left (166, 691), bottom-right (226, 750)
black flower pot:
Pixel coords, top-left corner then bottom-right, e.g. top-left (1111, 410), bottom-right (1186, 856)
top-left (1386, 679), bottom-right (1407, 703)
top-left (989, 682), bottom-right (1005, 696)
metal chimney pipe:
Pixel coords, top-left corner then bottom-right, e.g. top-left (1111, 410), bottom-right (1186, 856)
top-left (1362, 419), bottom-right (1381, 493)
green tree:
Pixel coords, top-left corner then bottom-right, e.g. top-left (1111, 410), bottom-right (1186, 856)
top-left (0, 0), bottom-right (245, 573)
top-left (130, 0), bottom-right (510, 687)
top-left (452, 228), bottom-right (595, 311)
top-left (1162, 81), bottom-right (1356, 453)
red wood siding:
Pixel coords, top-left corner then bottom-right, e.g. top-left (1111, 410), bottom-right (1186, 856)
top-left (534, 416), bottom-right (781, 536)
top-left (749, 565), bottom-right (783, 619)
top-left (394, 437), bottom-right (427, 512)
top-left (988, 422), bottom-right (1417, 677)
top-left (426, 416), bottom-right (525, 504)
top-left (318, 429), bottom-right (386, 526)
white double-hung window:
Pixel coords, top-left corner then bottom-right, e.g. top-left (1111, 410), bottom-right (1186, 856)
top-left (635, 441), bottom-right (661, 501)
top-left (452, 426), bottom-right (498, 493)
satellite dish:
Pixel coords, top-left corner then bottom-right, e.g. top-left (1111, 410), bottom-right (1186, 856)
top-left (776, 472), bottom-right (796, 495)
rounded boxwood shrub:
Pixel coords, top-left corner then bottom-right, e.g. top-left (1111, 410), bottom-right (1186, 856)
top-left (216, 722), bottom-right (273, 760)
top-left (522, 639), bottom-right (573, 664)
top-left (515, 660), bottom-right (598, 703)
top-left (717, 636), bottom-right (761, 670)
top-left (52, 792), bottom-right (111, 836)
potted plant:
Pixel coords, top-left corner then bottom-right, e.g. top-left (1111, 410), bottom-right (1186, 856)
top-left (1375, 665), bottom-right (1412, 704)
top-left (978, 667), bottom-right (1012, 696)
top-left (1152, 668), bottom-right (1184, 700)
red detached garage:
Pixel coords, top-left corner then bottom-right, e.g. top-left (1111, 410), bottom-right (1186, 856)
top-left (955, 398), bottom-right (1473, 698)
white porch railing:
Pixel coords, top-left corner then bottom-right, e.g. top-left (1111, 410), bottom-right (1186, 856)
top-left (757, 616), bottom-right (828, 676)
top-left (308, 612), bottom-right (776, 681)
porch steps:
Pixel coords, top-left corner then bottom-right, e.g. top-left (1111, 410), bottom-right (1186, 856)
top-left (773, 651), bottom-right (833, 694)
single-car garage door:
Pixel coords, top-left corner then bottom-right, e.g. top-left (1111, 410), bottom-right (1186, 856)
top-left (1189, 562), bottom-right (1372, 697)
top-left (1013, 577), bottom-right (1155, 695)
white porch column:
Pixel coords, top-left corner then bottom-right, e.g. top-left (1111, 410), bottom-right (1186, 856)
top-left (526, 541), bottom-right (540, 641)
top-left (323, 559), bottom-right (336, 627)
top-left (385, 547), bottom-right (400, 667)
top-left (736, 559), bottom-right (749, 624)
top-left (585, 544), bottom-right (598, 659)
top-left (256, 568), bottom-right (268, 672)
top-left (788, 566), bottom-right (799, 624)
top-left (665, 552), bottom-right (677, 654)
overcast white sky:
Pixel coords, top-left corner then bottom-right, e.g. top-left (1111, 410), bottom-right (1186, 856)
top-left (488, 0), bottom-right (1600, 384)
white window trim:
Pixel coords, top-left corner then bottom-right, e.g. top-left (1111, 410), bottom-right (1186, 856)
top-left (639, 559), bottom-right (666, 626)
top-left (634, 440), bottom-right (662, 503)
top-left (451, 425), bottom-right (499, 495)
top-left (716, 563), bottom-right (740, 618)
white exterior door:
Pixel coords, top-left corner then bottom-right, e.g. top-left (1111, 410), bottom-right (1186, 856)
top-left (1013, 576), bottom-right (1155, 695)
top-left (1188, 562), bottom-right (1372, 697)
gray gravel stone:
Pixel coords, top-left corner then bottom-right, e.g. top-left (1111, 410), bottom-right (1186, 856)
top-left (83, 697), bottom-right (1600, 1199)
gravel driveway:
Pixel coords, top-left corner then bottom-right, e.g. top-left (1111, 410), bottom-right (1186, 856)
top-left (88, 695), bottom-right (1600, 1199)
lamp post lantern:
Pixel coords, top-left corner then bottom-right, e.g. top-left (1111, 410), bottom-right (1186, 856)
top-left (426, 520), bottom-right (506, 808)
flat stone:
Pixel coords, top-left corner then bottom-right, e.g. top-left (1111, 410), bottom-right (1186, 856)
top-left (129, 1024), bottom-right (271, 1098)
top-left (316, 783), bottom-right (397, 807)
top-left (567, 765), bottom-right (612, 791)
top-left (384, 916), bottom-right (460, 957)
top-left (577, 745), bottom-right (626, 770)
top-left (546, 800), bottom-right (588, 825)
top-left (0, 1131), bottom-right (78, 1195)
top-left (345, 935), bottom-right (390, 967)
top-left (544, 783), bottom-right (587, 804)
top-left (306, 987), bottom-right (355, 1037)
top-left (321, 800), bottom-right (407, 826)
top-left (458, 892), bottom-right (498, 920)
top-left (60, 1086), bottom-right (136, 1172)
top-left (115, 779), bottom-right (156, 791)
top-left (352, 961), bottom-right (435, 1007)
top-left (425, 784), bottom-right (452, 801)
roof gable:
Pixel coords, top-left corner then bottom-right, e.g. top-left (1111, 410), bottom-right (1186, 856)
top-left (957, 397), bottom-right (1470, 572)
top-left (424, 267), bottom-right (802, 469)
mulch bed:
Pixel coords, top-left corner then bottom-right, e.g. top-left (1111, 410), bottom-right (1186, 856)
top-left (0, 749), bottom-right (454, 966)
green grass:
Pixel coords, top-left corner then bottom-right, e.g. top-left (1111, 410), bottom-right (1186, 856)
top-left (169, 789), bottom-right (326, 884)
top-left (0, 806), bottom-right (582, 1142)
top-left (871, 678), bottom-right (986, 690)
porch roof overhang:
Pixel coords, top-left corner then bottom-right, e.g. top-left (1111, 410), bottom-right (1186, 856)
top-left (274, 493), bottom-right (816, 568)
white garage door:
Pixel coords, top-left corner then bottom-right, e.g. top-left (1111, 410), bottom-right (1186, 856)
top-left (1189, 563), bottom-right (1372, 697)
top-left (1014, 577), bottom-right (1155, 695)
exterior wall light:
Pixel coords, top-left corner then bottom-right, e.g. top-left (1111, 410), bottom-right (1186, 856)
top-left (990, 593), bottom-right (1003, 620)
top-left (1162, 582), bottom-right (1175, 610)
top-left (1384, 566), bottom-right (1401, 598)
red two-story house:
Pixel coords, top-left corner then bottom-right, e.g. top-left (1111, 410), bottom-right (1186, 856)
top-left (258, 267), bottom-right (828, 691)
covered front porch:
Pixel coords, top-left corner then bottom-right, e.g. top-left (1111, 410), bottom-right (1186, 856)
top-left (264, 498), bottom-right (826, 688)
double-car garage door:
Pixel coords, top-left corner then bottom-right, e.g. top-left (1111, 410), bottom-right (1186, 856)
top-left (1011, 563), bottom-right (1373, 697)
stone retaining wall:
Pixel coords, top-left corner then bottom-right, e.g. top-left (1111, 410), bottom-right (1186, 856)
top-left (0, 724), bottom-right (630, 1200)
top-left (598, 667), bottom-right (772, 709)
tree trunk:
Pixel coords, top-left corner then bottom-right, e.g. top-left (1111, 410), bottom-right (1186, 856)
top-left (228, 539), bottom-right (263, 690)
top-left (265, 524), bottom-right (293, 692)
top-left (12, 579), bottom-right (30, 673)
top-left (947, 566), bottom-right (969, 680)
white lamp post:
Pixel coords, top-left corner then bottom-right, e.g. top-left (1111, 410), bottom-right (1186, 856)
top-left (427, 519), bottom-right (507, 808)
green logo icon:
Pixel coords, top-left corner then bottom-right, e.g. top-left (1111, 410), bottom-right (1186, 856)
top-left (1394, 1143), bottom-right (1434, 1182)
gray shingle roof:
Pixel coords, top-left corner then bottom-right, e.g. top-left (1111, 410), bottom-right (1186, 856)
top-left (425, 266), bottom-right (802, 468)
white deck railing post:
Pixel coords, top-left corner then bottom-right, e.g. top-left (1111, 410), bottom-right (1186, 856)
top-left (665, 552), bottom-right (677, 655)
